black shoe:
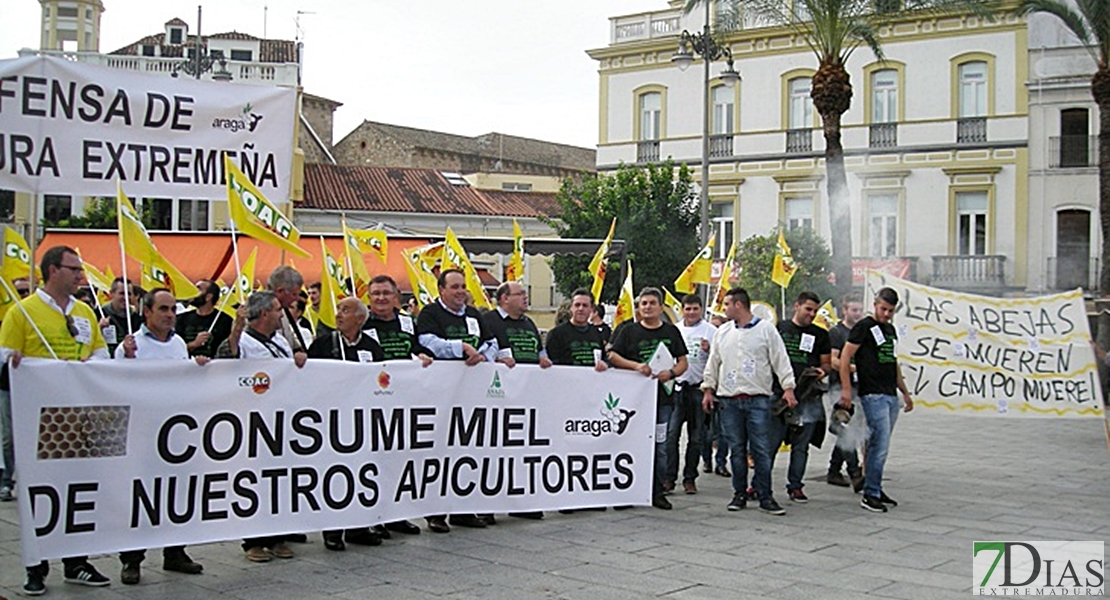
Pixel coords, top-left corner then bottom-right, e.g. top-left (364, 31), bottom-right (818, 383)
top-left (478, 513), bottom-right (497, 525)
top-left (64, 562), bottom-right (110, 587)
top-left (861, 495), bottom-right (888, 512)
top-left (509, 511), bottom-right (544, 520)
top-left (163, 549), bottom-right (203, 574)
top-left (285, 533), bottom-right (309, 543)
top-left (384, 520), bottom-right (421, 535)
top-left (727, 492), bottom-right (747, 511)
top-left (662, 480), bottom-right (675, 495)
top-left (426, 517), bottom-right (450, 533)
top-left (851, 475), bottom-right (865, 493)
top-left (449, 514), bottom-right (487, 528)
top-left (759, 498), bottom-right (786, 516)
top-left (370, 524), bottom-right (391, 540)
top-left (120, 562), bottom-right (140, 585)
top-left (788, 488), bottom-right (809, 504)
top-left (23, 569), bottom-right (46, 596)
top-left (344, 529), bottom-right (383, 546)
top-left (324, 537), bottom-right (346, 551)
top-left (879, 491), bottom-right (898, 507)
top-left (702, 462), bottom-right (713, 474)
top-left (652, 496), bottom-right (672, 510)
top-left (714, 466), bottom-right (731, 477)
top-left (826, 471), bottom-right (850, 487)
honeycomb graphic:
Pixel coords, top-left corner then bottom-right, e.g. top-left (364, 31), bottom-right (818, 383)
top-left (37, 406), bottom-right (130, 460)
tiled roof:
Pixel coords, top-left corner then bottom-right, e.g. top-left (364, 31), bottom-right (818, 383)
top-left (303, 164), bottom-right (560, 219)
top-left (109, 30), bottom-right (297, 64)
top-left (164, 18), bottom-right (188, 27)
top-left (340, 121), bottom-right (595, 173)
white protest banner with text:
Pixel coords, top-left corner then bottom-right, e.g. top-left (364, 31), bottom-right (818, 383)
top-left (865, 271), bottom-right (1104, 417)
top-left (0, 55), bottom-right (296, 200)
top-left (11, 359), bottom-right (655, 564)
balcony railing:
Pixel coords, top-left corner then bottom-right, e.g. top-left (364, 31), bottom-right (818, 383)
top-left (931, 255), bottom-right (1006, 291)
top-left (786, 129), bottom-right (813, 154)
top-left (1050, 135), bottom-right (1098, 168)
top-left (18, 48), bottom-right (300, 86)
top-left (956, 117), bottom-right (987, 144)
top-left (709, 134), bottom-right (733, 158)
top-left (611, 10), bottom-right (682, 43)
top-left (1047, 256), bottom-right (1099, 293)
top-left (869, 123), bottom-right (898, 148)
top-left (637, 140), bottom-right (660, 164)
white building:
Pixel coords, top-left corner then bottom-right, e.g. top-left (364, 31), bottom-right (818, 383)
top-left (591, 0), bottom-right (1099, 295)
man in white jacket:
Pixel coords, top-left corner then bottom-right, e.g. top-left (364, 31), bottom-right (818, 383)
top-left (701, 287), bottom-right (797, 516)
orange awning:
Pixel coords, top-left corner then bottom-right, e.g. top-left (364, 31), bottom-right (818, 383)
top-left (37, 231), bottom-right (436, 294)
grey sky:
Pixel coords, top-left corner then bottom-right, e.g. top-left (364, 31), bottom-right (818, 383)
top-left (0, 0), bottom-right (654, 150)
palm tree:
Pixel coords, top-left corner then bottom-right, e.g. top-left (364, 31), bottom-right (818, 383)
top-left (1017, 0), bottom-right (1109, 294)
top-left (685, 0), bottom-right (992, 298)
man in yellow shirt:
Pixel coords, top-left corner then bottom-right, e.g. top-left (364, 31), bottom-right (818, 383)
top-left (0, 245), bottom-right (110, 595)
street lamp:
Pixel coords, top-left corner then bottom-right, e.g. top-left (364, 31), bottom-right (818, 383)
top-left (169, 6), bottom-right (233, 82)
top-left (672, 17), bottom-right (739, 252)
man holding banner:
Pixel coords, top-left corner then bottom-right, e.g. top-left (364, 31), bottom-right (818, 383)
top-left (839, 287), bottom-right (913, 513)
top-left (175, 281), bottom-right (233, 359)
top-left (0, 246), bottom-right (111, 594)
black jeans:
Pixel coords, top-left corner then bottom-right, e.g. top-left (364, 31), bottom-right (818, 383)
top-left (665, 384), bottom-right (705, 483)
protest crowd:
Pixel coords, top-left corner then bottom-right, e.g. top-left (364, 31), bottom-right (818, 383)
top-left (0, 244), bottom-right (916, 597)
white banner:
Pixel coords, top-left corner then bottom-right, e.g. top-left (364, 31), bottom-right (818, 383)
top-left (865, 271), bottom-right (1105, 418)
top-left (11, 359), bottom-right (655, 564)
top-left (0, 55), bottom-right (296, 200)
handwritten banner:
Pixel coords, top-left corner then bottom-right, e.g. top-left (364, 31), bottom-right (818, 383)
top-left (0, 55), bottom-right (296, 201)
top-left (10, 359), bottom-right (655, 565)
top-left (865, 271), bottom-right (1105, 418)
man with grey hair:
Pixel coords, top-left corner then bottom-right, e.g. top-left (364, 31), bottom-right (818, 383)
top-left (267, 266), bottom-right (310, 358)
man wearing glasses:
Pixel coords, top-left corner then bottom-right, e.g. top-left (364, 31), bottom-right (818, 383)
top-left (0, 245), bottom-right (111, 595)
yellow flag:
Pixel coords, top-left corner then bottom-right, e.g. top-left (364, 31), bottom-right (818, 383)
top-left (116, 183), bottom-right (199, 299)
top-left (1, 226), bottom-right (31, 282)
top-left (505, 219), bottom-right (524, 283)
top-left (443, 227), bottom-right (492, 309)
top-left (77, 255), bottom-right (113, 299)
top-left (219, 247), bottom-right (257, 319)
top-left (711, 241), bottom-right (738, 315)
top-left (588, 218), bottom-right (616, 301)
top-left (771, 229), bottom-right (797, 289)
top-left (813, 299), bottom-right (840, 331)
top-left (224, 155), bottom-right (310, 258)
top-left (347, 226), bottom-right (388, 266)
top-left (403, 249), bottom-right (436, 309)
top-left (613, 260), bottom-right (634, 327)
top-left (674, 233), bottom-right (716, 294)
top-left (317, 238), bottom-right (348, 329)
top-left (414, 242), bottom-right (443, 270)
top-left (663, 287), bottom-right (684, 323)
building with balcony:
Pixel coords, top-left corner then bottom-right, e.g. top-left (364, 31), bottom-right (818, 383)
top-left (590, 1), bottom-right (1099, 296)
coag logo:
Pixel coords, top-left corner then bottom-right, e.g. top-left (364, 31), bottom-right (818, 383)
top-left (486, 372), bottom-right (505, 398)
top-left (565, 393), bottom-right (636, 437)
top-left (973, 541), bottom-right (1104, 595)
top-left (238, 372), bottom-right (271, 395)
top-left (5, 242), bottom-right (29, 266)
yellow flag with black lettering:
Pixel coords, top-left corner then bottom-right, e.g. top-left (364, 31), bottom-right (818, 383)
top-left (613, 260), bottom-right (634, 327)
top-left (443, 227), bottom-right (492, 309)
top-left (225, 155), bottom-right (310, 258)
top-left (674, 233), bottom-right (715, 294)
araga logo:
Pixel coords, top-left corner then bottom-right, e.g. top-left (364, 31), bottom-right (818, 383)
top-left (565, 393), bottom-right (635, 437)
top-left (238, 372), bottom-right (271, 395)
top-left (211, 103), bottom-right (263, 133)
top-left (374, 371), bottom-right (393, 396)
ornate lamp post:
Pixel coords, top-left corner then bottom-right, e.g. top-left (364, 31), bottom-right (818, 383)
top-left (672, 7), bottom-right (739, 250)
top-left (170, 6), bottom-right (233, 81)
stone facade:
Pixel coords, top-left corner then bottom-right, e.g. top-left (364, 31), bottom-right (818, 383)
top-left (300, 93), bottom-right (343, 164)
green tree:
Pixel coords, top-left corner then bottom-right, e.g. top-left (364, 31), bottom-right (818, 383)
top-left (1016, 0), bottom-right (1109, 293)
top-left (546, 161), bottom-right (699, 302)
top-left (733, 227), bottom-right (837, 315)
top-left (42, 197), bottom-right (159, 229)
top-left (686, 0), bottom-right (993, 298)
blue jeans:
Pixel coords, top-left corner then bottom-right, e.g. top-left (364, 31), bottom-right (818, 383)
top-left (654, 403), bottom-right (673, 498)
top-left (700, 405), bottom-right (729, 468)
top-left (665, 385), bottom-right (704, 483)
top-left (860, 394), bottom-right (900, 498)
top-left (717, 395), bottom-right (774, 500)
top-left (780, 420), bottom-right (819, 491)
top-left (0, 389), bottom-right (12, 488)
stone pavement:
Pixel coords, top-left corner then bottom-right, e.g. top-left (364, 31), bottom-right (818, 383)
top-left (0, 412), bottom-right (1107, 599)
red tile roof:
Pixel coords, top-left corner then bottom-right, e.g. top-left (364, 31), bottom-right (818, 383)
top-left (109, 29), bottom-right (297, 63)
top-left (304, 164), bottom-right (560, 218)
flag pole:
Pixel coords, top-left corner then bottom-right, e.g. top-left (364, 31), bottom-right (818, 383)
top-left (210, 219), bottom-right (244, 335)
top-left (341, 214), bottom-right (356, 297)
top-left (115, 181), bottom-right (134, 339)
top-left (321, 236), bottom-right (345, 362)
top-left (0, 277), bottom-right (57, 359)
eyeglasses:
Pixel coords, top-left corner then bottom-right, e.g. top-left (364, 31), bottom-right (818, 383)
top-left (64, 315), bottom-right (78, 337)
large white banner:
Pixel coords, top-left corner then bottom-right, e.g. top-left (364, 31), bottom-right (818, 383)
top-left (11, 359), bottom-right (655, 564)
top-left (0, 55), bottom-right (296, 200)
top-left (865, 271), bottom-right (1105, 418)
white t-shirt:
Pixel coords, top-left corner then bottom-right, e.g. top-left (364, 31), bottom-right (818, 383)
top-left (677, 319), bottom-right (716, 385)
top-left (113, 325), bottom-right (190, 360)
top-left (238, 329), bottom-right (294, 359)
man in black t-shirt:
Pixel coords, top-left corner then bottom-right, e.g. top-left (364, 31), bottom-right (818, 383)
top-left (416, 268), bottom-right (498, 533)
top-left (773, 292), bottom-right (831, 505)
top-left (839, 287), bottom-right (913, 513)
top-left (608, 287), bottom-right (688, 510)
top-left (483, 281), bottom-right (552, 369)
top-left (546, 288), bottom-right (608, 371)
top-left (827, 294), bottom-right (864, 489)
top-left (175, 280), bottom-right (233, 358)
top-left (591, 304), bottom-right (612, 344)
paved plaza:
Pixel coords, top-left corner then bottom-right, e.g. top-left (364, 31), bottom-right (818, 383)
top-left (0, 411), bottom-right (1107, 599)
